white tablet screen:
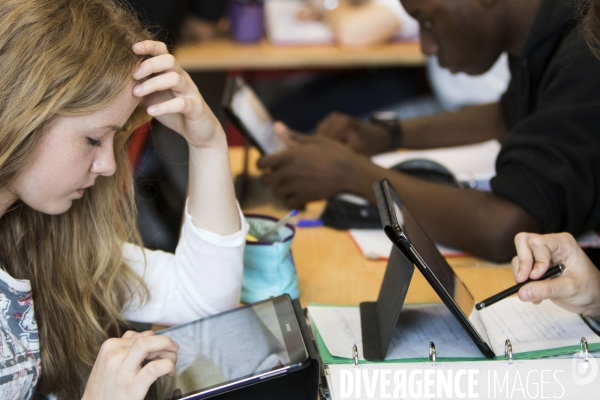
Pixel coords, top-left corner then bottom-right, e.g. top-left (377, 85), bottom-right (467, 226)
top-left (230, 83), bottom-right (287, 155)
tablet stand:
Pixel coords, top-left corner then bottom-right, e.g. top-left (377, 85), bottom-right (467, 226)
top-left (359, 245), bottom-right (415, 361)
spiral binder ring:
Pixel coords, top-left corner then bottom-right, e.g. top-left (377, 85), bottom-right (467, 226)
top-left (429, 342), bottom-right (437, 366)
top-left (580, 337), bottom-right (589, 361)
top-left (504, 339), bottom-right (513, 364)
top-left (352, 344), bottom-right (359, 367)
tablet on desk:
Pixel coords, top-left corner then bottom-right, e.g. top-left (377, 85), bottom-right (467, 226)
top-left (155, 295), bottom-right (310, 400)
top-left (373, 179), bottom-right (495, 358)
top-left (222, 76), bottom-right (288, 155)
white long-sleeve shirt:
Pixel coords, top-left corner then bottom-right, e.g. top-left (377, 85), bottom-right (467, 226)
top-left (122, 202), bottom-right (248, 325)
top-left (0, 201), bottom-right (248, 399)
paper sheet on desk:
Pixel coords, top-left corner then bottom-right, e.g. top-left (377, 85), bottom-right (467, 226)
top-left (265, 0), bottom-right (334, 45)
top-left (476, 298), bottom-right (600, 356)
top-left (308, 304), bottom-right (483, 361)
top-left (264, 0), bottom-right (419, 45)
top-left (371, 140), bottom-right (501, 189)
top-left (349, 229), bottom-right (464, 260)
top-left (349, 229), bottom-right (600, 261)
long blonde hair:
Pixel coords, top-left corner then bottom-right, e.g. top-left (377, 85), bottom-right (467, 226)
top-left (0, 0), bottom-right (153, 397)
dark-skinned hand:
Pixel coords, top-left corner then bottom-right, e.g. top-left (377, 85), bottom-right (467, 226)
top-left (257, 122), bottom-right (372, 208)
top-left (314, 112), bottom-right (392, 156)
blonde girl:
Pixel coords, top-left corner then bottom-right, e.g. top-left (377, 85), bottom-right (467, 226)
top-left (0, 0), bottom-right (247, 398)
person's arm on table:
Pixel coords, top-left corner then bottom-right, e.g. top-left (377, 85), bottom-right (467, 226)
top-left (511, 232), bottom-right (600, 321)
top-left (303, 0), bottom-right (402, 46)
top-left (258, 127), bottom-right (539, 262)
top-left (326, 2), bottom-right (402, 46)
top-left (314, 102), bottom-right (508, 156)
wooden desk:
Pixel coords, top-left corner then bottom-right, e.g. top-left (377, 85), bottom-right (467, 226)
top-left (174, 39), bottom-right (425, 71)
top-left (230, 147), bottom-right (514, 307)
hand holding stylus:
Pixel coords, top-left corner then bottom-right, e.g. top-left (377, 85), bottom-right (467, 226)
top-left (507, 232), bottom-right (600, 319)
top-left (476, 264), bottom-right (564, 310)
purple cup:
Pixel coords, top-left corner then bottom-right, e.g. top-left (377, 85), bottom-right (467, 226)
top-left (228, 0), bottom-right (265, 43)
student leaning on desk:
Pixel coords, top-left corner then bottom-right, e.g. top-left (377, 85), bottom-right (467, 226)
top-left (0, 0), bottom-right (248, 398)
top-left (258, 0), bottom-right (600, 263)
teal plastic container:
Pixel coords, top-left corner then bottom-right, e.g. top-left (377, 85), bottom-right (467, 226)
top-left (242, 214), bottom-right (300, 304)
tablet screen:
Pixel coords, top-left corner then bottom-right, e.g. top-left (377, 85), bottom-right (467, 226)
top-left (155, 296), bottom-right (308, 399)
top-left (229, 78), bottom-right (287, 155)
top-left (401, 205), bottom-right (480, 325)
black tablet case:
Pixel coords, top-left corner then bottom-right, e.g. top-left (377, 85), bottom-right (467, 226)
top-left (146, 299), bottom-right (320, 400)
top-left (359, 181), bottom-right (415, 361)
top-left (359, 246), bottom-right (415, 361)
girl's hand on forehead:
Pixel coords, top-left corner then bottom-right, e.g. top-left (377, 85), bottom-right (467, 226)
top-left (132, 40), bottom-right (223, 148)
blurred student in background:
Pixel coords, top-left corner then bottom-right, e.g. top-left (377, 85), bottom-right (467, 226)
top-left (258, 0), bottom-right (600, 263)
top-left (300, 0), bottom-right (418, 46)
top-left (263, 0), bottom-right (424, 132)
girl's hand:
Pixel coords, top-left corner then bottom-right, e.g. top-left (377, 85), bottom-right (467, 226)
top-left (82, 330), bottom-right (178, 400)
top-left (512, 232), bottom-right (600, 319)
top-left (132, 40), bottom-right (224, 148)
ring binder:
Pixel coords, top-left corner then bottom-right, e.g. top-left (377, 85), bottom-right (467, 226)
top-left (429, 342), bottom-right (436, 366)
top-left (505, 339), bottom-right (513, 364)
top-left (352, 344), bottom-right (359, 367)
top-left (580, 337), bottom-right (589, 361)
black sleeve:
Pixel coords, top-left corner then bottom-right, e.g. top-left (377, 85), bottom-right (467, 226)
top-left (490, 31), bottom-right (600, 235)
top-left (499, 56), bottom-right (520, 130)
top-left (190, 0), bottom-right (227, 22)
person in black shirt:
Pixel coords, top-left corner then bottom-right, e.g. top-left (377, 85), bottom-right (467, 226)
top-left (258, 0), bottom-right (600, 262)
top-left (504, 0), bottom-right (600, 328)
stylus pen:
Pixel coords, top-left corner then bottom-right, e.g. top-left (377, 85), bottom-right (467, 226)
top-left (475, 263), bottom-right (565, 310)
top-left (257, 209), bottom-right (297, 241)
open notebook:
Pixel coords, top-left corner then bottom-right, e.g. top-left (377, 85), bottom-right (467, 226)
top-left (308, 299), bottom-right (600, 364)
top-left (310, 302), bottom-right (600, 399)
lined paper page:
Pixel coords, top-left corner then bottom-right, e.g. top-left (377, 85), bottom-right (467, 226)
top-left (477, 298), bottom-right (600, 355)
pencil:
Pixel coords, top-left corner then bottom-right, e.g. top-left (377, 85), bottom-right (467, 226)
top-left (257, 210), bottom-right (297, 242)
